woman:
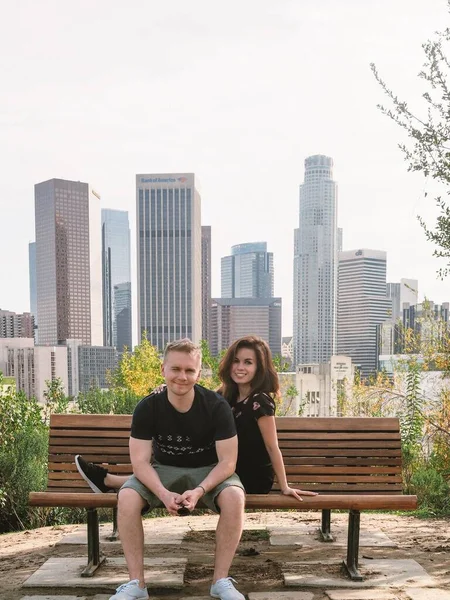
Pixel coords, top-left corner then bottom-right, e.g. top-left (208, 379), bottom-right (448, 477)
top-left (75, 336), bottom-right (316, 501)
top-left (217, 335), bottom-right (315, 500)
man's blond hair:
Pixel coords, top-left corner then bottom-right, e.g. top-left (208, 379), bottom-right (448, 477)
top-left (163, 338), bottom-right (202, 362)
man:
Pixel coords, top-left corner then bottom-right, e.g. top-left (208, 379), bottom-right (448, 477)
top-left (108, 338), bottom-right (246, 600)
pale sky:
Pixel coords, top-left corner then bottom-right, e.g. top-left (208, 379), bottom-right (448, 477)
top-left (1, 0), bottom-right (449, 342)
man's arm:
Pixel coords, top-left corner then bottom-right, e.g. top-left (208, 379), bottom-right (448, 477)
top-left (129, 436), bottom-right (183, 515)
top-left (179, 435), bottom-right (239, 511)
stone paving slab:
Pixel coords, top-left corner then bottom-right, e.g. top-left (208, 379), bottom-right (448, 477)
top-left (22, 557), bottom-right (187, 589)
top-left (249, 593), bottom-right (315, 599)
top-left (325, 589), bottom-right (401, 599)
top-left (20, 597), bottom-right (87, 600)
top-left (405, 589), bottom-right (450, 600)
top-left (284, 559), bottom-right (435, 588)
top-left (269, 525), bottom-right (396, 547)
top-left (60, 517), bottom-right (267, 546)
top-left (59, 522), bottom-right (189, 546)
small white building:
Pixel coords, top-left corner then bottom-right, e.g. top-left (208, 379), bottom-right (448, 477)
top-left (296, 355), bottom-right (354, 417)
top-left (0, 338), bottom-right (68, 403)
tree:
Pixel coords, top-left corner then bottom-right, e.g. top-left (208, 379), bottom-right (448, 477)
top-left (42, 378), bottom-right (69, 424)
top-left (112, 336), bottom-right (164, 396)
top-left (198, 340), bottom-right (223, 390)
top-left (371, 4), bottom-right (450, 277)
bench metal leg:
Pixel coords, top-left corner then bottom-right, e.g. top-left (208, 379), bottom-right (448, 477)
top-left (342, 509), bottom-right (363, 581)
top-left (319, 509), bottom-right (334, 542)
top-left (106, 507), bottom-right (119, 542)
top-left (81, 508), bottom-right (106, 577)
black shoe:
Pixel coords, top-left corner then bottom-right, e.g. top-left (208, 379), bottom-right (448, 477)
top-left (75, 455), bottom-right (111, 493)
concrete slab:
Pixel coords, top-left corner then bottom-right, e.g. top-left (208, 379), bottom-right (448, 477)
top-left (283, 559), bottom-right (435, 588)
top-left (59, 522), bottom-right (188, 546)
top-left (20, 597), bottom-right (86, 600)
top-left (270, 525), bottom-right (396, 547)
top-left (22, 557), bottom-right (187, 589)
top-left (406, 589), bottom-right (450, 600)
top-left (325, 590), bottom-right (401, 599)
top-left (249, 593), bottom-right (315, 599)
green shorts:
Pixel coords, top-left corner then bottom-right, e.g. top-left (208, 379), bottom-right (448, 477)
top-left (120, 461), bottom-right (244, 513)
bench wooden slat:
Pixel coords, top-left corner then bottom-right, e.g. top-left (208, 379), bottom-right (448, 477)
top-left (29, 491), bottom-right (416, 510)
top-left (274, 417), bottom-right (401, 431)
top-left (50, 429), bottom-right (131, 438)
top-left (277, 432), bottom-right (401, 440)
top-left (272, 485), bottom-right (403, 493)
top-left (283, 466), bottom-right (402, 475)
top-left (280, 448), bottom-right (402, 457)
top-left (49, 454), bottom-right (130, 464)
top-left (50, 438), bottom-right (130, 447)
top-left (278, 441), bottom-right (401, 449)
top-left (50, 414), bottom-right (133, 428)
top-left (47, 462), bottom-right (133, 473)
top-left (283, 457), bottom-right (402, 465)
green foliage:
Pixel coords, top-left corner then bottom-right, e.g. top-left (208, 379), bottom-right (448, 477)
top-left (272, 354), bottom-right (291, 373)
top-left (0, 375), bottom-right (49, 532)
top-left (76, 387), bottom-right (140, 415)
top-left (399, 360), bottom-right (424, 456)
top-left (198, 340), bottom-right (224, 390)
top-left (42, 378), bottom-right (70, 425)
top-left (371, 8), bottom-right (450, 278)
top-left (111, 336), bottom-right (164, 396)
top-left (408, 466), bottom-right (450, 516)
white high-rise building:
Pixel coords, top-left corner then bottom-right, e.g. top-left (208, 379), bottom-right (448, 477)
top-left (293, 155), bottom-right (338, 366)
top-left (338, 248), bottom-right (392, 377)
top-left (136, 173), bottom-right (202, 349)
top-left (34, 178), bottom-right (103, 346)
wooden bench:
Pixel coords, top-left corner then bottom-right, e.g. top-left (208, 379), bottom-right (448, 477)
top-left (29, 414), bottom-right (417, 581)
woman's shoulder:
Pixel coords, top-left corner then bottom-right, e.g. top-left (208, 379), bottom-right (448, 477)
top-left (250, 392), bottom-right (276, 408)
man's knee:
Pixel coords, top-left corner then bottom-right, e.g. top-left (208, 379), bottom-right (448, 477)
top-left (216, 485), bottom-right (245, 512)
top-left (117, 487), bottom-right (146, 515)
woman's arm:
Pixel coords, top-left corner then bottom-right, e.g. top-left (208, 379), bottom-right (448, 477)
top-left (257, 416), bottom-right (317, 501)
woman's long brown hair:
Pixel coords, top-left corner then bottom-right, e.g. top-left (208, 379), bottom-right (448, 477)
top-left (218, 335), bottom-right (281, 405)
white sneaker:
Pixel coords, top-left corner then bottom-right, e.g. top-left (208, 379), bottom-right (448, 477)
top-left (210, 577), bottom-right (245, 599)
top-left (109, 579), bottom-right (149, 600)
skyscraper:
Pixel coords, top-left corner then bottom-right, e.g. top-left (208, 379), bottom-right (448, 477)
top-left (29, 242), bottom-right (37, 325)
top-left (386, 279), bottom-right (418, 322)
top-left (338, 248), bottom-right (392, 377)
top-left (136, 173), bottom-right (202, 349)
top-left (221, 242), bottom-right (274, 298)
top-left (293, 155), bottom-right (338, 366)
top-left (210, 297), bottom-right (282, 357)
top-left (101, 209), bottom-right (132, 352)
top-left (34, 178), bottom-right (102, 346)
top-left (201, 226), bottom-right (212, 344)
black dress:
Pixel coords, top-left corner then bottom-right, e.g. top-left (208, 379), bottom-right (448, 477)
top-left (232, 392), bottom-right (276, 494)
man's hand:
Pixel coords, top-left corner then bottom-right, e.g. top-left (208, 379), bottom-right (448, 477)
top-left (159, 489), bottom-right (185, 516)
top-left (177, 487), bottom-right (204, 512)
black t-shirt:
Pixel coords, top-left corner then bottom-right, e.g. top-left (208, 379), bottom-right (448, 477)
top-left (131, 384), bottom-right (236, 468)
top-left (232, 392), bottom-right (276, 482)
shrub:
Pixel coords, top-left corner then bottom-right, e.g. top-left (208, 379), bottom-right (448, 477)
top-left (0, 383), bottom-right (48, 532)
top-left (409, 466), bottom-right (450, 516)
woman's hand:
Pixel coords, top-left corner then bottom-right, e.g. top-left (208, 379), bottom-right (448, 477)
top-left (281, 487), bottom-right (318, 502)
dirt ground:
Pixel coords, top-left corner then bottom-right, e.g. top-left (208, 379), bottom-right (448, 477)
top-left (1, 511), bottom-right (450, 599)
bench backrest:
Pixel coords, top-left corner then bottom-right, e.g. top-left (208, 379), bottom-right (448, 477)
top-left (47, 414), bottom-right (404, 495)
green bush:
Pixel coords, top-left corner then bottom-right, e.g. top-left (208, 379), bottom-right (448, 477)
top-left (0, 383), bottom-right (49, 533)
top-left (76, 387), bottom-right (140, 415)
top-left (409, 466), bottom-right (450, 516)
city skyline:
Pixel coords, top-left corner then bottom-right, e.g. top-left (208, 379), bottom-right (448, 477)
top-left (1, 1), bottom-right (450, 342)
